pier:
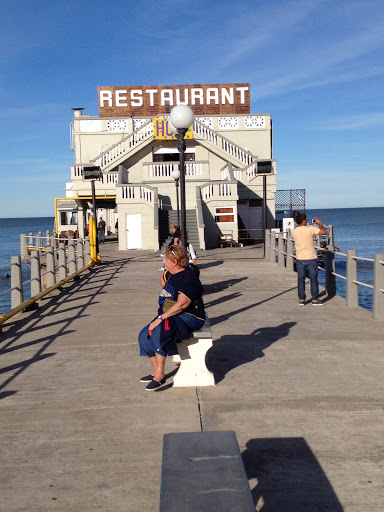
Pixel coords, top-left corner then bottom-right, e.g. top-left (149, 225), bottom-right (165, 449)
top-left (1, 244), bottom-right (383, 511)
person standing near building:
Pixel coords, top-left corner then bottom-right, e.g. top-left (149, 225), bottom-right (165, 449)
top-left (98, 217), bottom-right (106, 244)
top-left (291, 213), bottom-right (327, 306)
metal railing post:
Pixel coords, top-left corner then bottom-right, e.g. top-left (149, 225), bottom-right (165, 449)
top-left (264, 229), bottom-right (271, 260)
top-left (11, 256), bottom-right (23, 308)
top-left (77, 240), bottom-right (84, 269)
top-left (58, 243), bottom-right (67, 280)
top-left (328, 225), bottom-right (335, 248)
top-left (46, 246), bottom-right (56, 288)
top-left (68, 239), bottom-right (77, 274)
top-left (286, 231), bottom-right (294, 272)
top-left (325, 249), bottom-right (336, 298)
top-left (36, 231), bottom-right (42, 252)
top-left (46, 230), bottom-right (51, 246)
top-left (373, 254), bottom-right (384, 321)
top-left (28, 232), bottom-right (33, 246)
top-left (20, 234), bottom-right (28, 257)
top-left (269, 233), bottom-right (276, 263)
top-left (346, 249), bottom-right (358, 307)
top-left (277, 233), bottom-right (284, 268)
top-left (84, 237), bottom-right (90, 262)
top-left (30, 251), bottom-right (42, 297)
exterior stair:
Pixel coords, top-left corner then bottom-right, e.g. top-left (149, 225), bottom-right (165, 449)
top-left (159, 209), bottom-right (200, 252)
top-left (87, 117), bottom-right (258, 175)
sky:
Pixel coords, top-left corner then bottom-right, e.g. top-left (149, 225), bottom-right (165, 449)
top-left (0, 0), bottom-right (383, 217)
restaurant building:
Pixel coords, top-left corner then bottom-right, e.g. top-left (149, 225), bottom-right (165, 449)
top-left (57, 82), bottom-right (277, 250)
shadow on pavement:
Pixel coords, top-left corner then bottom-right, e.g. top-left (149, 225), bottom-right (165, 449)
top-left (242, 437), bottom-right (343, 511)
top-left (206, 322), bottom-right (295, 384)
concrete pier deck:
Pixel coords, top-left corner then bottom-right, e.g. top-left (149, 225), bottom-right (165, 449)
top-left (1, 243), bottom-right (383, 511)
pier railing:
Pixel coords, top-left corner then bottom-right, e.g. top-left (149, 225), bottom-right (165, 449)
top-left (264, 228), bottom-right (384, 321)
top-left (0, 235), bottom-right (93, 326)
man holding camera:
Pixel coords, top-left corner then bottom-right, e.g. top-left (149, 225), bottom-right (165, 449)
top-left (291, 213), bottom-right (327, 306)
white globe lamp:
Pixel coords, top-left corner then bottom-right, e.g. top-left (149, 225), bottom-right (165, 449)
top-left (170, 105), bottom-right (194, 129)
top-left (167, 118), bottom-right (178, 134)
top-left (171, 169), bottom-right (180, 180)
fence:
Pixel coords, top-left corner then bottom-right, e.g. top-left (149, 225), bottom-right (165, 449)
top-left (0, 234), bottom-right (93, 326)
top-left (264, 228), bottom-right (384, 321)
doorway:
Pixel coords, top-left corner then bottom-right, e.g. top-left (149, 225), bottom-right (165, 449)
top-left (126, 213), bottom-right (142, 249)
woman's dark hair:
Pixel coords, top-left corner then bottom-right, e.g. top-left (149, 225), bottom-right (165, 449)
top-left (165, 245), bottom-right (188, 268)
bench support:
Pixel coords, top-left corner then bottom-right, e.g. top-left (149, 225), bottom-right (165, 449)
top-left (171, 317), bottom-right (215, 387)
top-left (172, 337), bottom-right (215, 387)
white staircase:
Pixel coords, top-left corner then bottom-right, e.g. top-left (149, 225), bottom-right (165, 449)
top-left (86, 117), bottom-right (259, 175)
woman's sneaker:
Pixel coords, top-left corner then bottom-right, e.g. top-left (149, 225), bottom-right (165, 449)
top-left (145, 379), bottom-right (165, 391)
top-left (312, 300), bottom-right (324, 306)
top-left (140, 374), bottom-right (153, 382)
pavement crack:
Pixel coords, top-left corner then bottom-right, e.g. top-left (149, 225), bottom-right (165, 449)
top-left (196, 387), bottom-right (203, 431)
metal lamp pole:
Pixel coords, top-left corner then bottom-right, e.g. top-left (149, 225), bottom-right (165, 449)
top-left (172, 169), bottom-right (181, 228)
top-left (176, 130), bottom-right (187, 247)
top-left (91, 179), bottom-right (99, 254)
top-left (169, 106), bottom-right (194, 248)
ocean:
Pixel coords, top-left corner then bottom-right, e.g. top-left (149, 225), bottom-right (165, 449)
top-left (0, 217), bottom-right (55, 315)
top-left (0, 208), bottom-right (383, 315)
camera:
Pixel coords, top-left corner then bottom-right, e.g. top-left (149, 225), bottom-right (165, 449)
top-left (311, 219), bottom-right (316, 224)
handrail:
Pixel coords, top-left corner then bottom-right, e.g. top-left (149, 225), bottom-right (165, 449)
top-left (1, 236), bottom-right (92, 320)
top-left (0, 261), bottom-right (94, 326)
top-left (90, 118), bottom-right (153, 162)
top-left (265, 228), bottom-right (384, 321)
top-left (193, 119), bottom-right (257, 166)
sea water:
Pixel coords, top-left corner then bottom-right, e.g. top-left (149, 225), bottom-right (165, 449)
top-left (306, 207), bottom-right (383, 310)
top-left (0, 209), bottom-right (383, 314)
top-left (0, 217), bottom-right (55, 315)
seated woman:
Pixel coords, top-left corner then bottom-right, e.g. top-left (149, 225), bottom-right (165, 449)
top-left (138, 245), bottom-right (205, 391)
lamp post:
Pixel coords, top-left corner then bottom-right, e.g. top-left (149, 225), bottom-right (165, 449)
top-left (171, 169), bottom-right (181, 228)
top-left (83, 166), bottom-right (103, 254)
top-left (169, 105), bottom-right (194, 248)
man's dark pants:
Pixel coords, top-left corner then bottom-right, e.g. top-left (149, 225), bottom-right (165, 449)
top-left (296, 259), bottom-right (319, 301)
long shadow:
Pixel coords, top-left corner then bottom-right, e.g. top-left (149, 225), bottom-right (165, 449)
top-left (0, 257), bottom-right (129, 398)
top-left (205, 292), bottom-right (242, 309)
top-left (197, 261), bottom-right (224, 269)
top-left (209, 287), bottom-right (297, 326)
top-left (242, 437), bottom-right (344, 511)
top-left (203, 277), bottom-right (248, 295)
top-left (206, 322), bottom-right (295, 384)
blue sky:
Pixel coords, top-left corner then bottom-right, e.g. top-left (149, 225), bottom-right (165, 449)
top-left (0, 0), bottom-right (383, 217)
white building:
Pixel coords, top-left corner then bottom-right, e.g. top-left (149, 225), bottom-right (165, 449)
top-left (56, 82), bottom-right (276, 250)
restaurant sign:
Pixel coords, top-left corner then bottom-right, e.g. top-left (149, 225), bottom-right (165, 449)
top-left (98, 83), bottom-right (250, 117)
top-left (153, 118), bottom-right (193, 140)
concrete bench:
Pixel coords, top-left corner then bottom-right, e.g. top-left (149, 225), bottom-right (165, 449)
top-left (160, 431), bottom-right (255, 512)
top-left (171, 317), bottom-right (215, 387)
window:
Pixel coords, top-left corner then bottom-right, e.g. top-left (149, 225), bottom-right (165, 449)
top-left (153, 152), bottom-right (195, 162)
top-left (214, 207), bottom-right (235, 223)
top-left (60, 211), bottom-right (78, 226)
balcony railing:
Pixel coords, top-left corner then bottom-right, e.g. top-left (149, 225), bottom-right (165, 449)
top-left (145, 161), bottom-right (204, 178)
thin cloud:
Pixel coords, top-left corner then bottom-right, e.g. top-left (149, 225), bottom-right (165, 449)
top-left (316, 112), bottom-right (384, 130)
top-left (215, 0), bottom-right (326, 73)
top-left (249, 18), bottom-right (384, 99)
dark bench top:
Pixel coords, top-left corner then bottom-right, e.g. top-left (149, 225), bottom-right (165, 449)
top-left (160, 431), bottom-right (255, 511)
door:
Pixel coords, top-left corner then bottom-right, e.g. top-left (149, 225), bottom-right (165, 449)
top-left (126, 213), bottom-right (142, 249)
top-left (238, 200), bottom-right (262, 240)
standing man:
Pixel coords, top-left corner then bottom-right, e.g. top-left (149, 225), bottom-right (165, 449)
top-left (291, 213), bottom-right (327, 306)
top-left (98, 217), bottom-right (106, 244)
